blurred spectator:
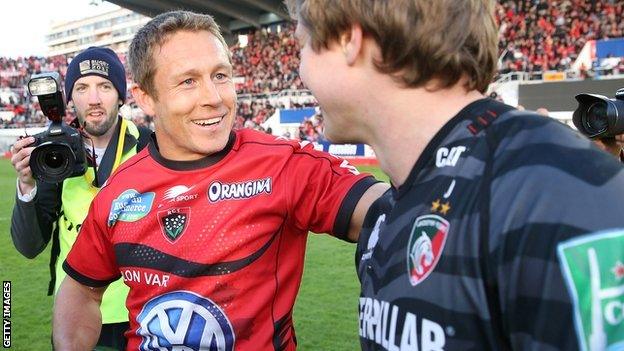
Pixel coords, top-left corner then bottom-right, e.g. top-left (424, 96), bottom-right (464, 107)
top-left (298, 111), bottom-right (326, 142)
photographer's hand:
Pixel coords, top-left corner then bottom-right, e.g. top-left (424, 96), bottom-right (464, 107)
top-left (10, 136), bottom-right (36, 195)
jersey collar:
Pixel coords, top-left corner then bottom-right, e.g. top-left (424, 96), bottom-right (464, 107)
top-left (393, 98), bottom-right (491, 199)
top-left (148, 131), bottom-right (236, 171)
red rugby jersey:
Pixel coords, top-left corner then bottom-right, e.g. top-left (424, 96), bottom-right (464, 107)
top-left (64, 129), bottom-right (376, 350)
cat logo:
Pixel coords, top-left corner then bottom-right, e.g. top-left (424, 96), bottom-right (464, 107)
top-left (435, 146), bottom-right (467, 167)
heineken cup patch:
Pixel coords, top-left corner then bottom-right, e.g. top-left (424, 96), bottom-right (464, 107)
top-left (557, 229), bottom-right (624, 351)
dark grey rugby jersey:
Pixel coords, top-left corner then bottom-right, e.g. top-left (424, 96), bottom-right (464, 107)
top-left (356, 98), bottom-right (624, 350)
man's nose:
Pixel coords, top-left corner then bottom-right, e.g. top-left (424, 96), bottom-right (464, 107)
top-left (87, 87), bottom-right (102, 105)
top-left (200, 80), bottom-right (223, 107)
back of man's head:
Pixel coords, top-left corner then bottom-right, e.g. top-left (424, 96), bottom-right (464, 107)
top-left (64, 46), bottom-right (126, 103)
top-left (286, 0), bottom-right (498, 93)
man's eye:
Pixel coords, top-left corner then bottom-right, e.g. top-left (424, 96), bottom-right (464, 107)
top-left (182, 78), bottom-right (194, 85)
top-left (215, 73), bottom-right (228, 81)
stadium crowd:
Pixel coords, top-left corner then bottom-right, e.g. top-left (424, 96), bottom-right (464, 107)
top-left (1, 2), bottom-right (624, 133)
top-left (496, 0), bottom-right (624, 75)
top-left (231, 22), bottom-right (304, 94)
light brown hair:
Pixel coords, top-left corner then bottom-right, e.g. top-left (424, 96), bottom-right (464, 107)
top-left (286, 0), bottom-right (498, 93)
top-left (128, 10), bottom-right (231, 98)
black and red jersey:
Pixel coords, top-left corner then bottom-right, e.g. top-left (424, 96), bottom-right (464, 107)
top-left (356, 99), bottom-right (624, 350)
top-left (64, 129), bottom-right (376, 350)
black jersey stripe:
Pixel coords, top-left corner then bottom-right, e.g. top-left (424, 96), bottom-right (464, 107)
top-left (114, 224), bottom-right (279, 276)
top-left (333, 177), bottom-right (381, 241)
top-left (493, 144), bottom-right (621, 186)
top-left (63, 260), bottom-right (121, 288)
top-left (504, 296), bottom-right (578, 349)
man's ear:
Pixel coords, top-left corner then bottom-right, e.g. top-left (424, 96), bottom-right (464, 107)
top-left (131, 84), bottom-right (156, 117)
top-left (340, 23), bottom-right (364, 66)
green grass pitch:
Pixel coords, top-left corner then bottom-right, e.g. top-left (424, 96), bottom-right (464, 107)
top-left (0, 159), bottom-right (387, 350)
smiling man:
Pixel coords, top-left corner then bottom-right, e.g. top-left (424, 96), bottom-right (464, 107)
top-left (10, 46), bottom-right (151, 350)
top-left (52, 11), bottom-right (387, 350)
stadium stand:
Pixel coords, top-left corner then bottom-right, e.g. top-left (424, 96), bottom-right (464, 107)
top-left (496, 0), bottom-right (624, 78)
top-left (1, 2), bottom-right (623, 139)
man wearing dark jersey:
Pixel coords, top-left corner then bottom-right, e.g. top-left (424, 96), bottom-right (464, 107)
top-left (52, 10), bottom-right (387, 350)
top-left (288, 0), bottom-right (624, 350)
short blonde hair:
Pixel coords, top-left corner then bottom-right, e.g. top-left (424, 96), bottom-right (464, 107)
top-left (128, 10), bottom-right (231, 98)
top-left (286, 0), bottom-right (498, 93)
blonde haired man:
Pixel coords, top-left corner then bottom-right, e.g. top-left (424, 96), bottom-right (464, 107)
top-left (288, 0), bottom-right (624, 350)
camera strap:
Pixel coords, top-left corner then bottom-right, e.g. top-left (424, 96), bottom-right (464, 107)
top-left (90, 117), bottom-right (136, 187)
top-left (112, 118), bottom-right (128, 171)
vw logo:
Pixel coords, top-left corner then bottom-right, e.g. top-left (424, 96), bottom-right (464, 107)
top-left (137, 291), bottom-right (235, 350)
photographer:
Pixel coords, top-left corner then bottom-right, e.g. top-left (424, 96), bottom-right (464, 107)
top-left (593, 136), bottom-right (624, 161)
top-left (574, 88), bottom-right (624, 162)
top-left (9, 47), bottom-right (150, 349)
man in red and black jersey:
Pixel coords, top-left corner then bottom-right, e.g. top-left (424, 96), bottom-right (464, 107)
top-left (52, 10), bottom-right (387, 350)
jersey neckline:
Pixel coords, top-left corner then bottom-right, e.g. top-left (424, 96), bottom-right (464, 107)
top-left (147, 131), bottom-right (236, 171)
top-left (393, 97), bottom-right (492, 200)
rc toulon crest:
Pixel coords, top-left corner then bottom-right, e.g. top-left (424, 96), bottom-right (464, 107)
top-left (407, 214), bottom-right (449, 286)
top-left (158, 207), bottom-right (190, 243)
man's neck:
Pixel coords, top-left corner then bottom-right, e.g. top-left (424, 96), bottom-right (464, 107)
top-left (363, 84), bottom-right (484, 187)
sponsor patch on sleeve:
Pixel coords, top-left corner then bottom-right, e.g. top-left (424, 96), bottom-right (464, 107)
top-left (557, 229), bottom-right (624, 351)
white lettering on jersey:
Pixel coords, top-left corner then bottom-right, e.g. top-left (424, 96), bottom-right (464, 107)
top-left (208, 178), bottom-right (272, 203)
top-left (362, 214), bottom-right (386, 261)
top-left (605, 300), bottom-right (624, 325)
top-left (164, 185), bottom-right (198, 202)
top-left (122, 269), bottom-right (170, 287)
top-left (443, 180), bottom-right (456, 199)
top-left (359, 297), bottom-right (446, 350)
top-left (435, 146), bottom-right (467, 167)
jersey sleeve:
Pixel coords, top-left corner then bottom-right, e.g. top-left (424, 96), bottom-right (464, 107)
top-left (63, 198), bottom-right (121, 287)
top-left (487, 117), bottom-right (624, 350)
top-left (285, 141), bottom-right (378, 240)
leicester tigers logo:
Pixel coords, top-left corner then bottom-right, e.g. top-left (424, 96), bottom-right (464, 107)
top-left (158, 207), bottom-right (190, 243)
top-left (407, 214), bottom-right (449, 286)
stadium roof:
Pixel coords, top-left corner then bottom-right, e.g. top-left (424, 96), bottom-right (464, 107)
top-left (106, 0), bottom-right (292, 38)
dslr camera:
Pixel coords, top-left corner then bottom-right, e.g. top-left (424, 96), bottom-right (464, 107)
top-left (27, 72), bottom-right (87, 183)
top-left (573, 88), bottom-right (624, 139)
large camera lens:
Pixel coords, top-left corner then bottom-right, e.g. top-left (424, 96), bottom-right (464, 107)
top-left (30, 142), bottom-right (76, 183)
top-left (582, 102), bottom-right (609, 135)
top-left (44, 151), bottom-right (65, 169)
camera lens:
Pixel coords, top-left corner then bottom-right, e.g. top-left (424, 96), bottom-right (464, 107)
top-left (44, 151), bottom-right (65, 169)
top-left (30, 142), bottom-right (75, 183)
top-left (583, 102), bottom-right (609, 135)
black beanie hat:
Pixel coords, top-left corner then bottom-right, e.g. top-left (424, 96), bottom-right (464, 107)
top-left (64, 46), bottom-right (126, 103)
